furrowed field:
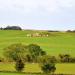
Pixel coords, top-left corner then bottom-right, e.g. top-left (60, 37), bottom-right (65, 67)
top-left (0, 30), bottom-right (75, 75)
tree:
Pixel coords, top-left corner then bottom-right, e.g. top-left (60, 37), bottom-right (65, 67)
top-left (27, 44), bottom-right (45, 62)
top-left (0, 57), bottom-right (4, 62)
top-left (4, 43), bottom-right (28, 62)
top-left (66, 30), bottom-right (72, 32)
top-left (41, 63), bottom-right (56, 74)
top-left (4, 26), bottom-right (22, 30)
top-left (59, 54), bottom-right (71, 63)
top-left (70, 57), bottom-right (75, 63)
top-left (63, 54), bottom-right (70, 62)
top-left (4, 43), bottom-right (28, 72)
top-left (40, 51), bottom-right (46, 56)
top-left (15, 59), bottom-right (24, 72)
top-left (0, 27), bottom-right (3, 30)
top-left (39, 55), bottom-right (56, 74)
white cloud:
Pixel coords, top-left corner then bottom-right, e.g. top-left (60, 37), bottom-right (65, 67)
top-left (0, 0), bottom-right (75, 30)
top-left (0, 0), bottom-right (75, 14)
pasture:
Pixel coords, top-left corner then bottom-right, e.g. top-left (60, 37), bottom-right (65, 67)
top-left (0, 30), bottom-right (75, 75)
top-left (0, 30), bottom-right (75, 57)
top-left (0, 63), bottom-right (75, 74)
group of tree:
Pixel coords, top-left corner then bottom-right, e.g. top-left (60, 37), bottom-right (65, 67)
top-left (0, 26), bottom-right (22, 30)
top-left (58, 54), bottom-right (75, 63)
top-left (3, 43), bottom-right (56, 74)
top-left (2, 43), bottom-right (75, 73)
top-left (66, 30), bottom-right (75, 32)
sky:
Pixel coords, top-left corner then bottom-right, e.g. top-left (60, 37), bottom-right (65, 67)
top-left (0, 0), bottom-right (75, 30)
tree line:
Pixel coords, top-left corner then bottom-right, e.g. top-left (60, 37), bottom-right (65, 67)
top-left (0, 26), bottom-right (22, 30)
top-left (0, 26), bottom-right (75, 32)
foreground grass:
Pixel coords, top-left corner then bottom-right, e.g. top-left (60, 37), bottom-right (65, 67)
top-left (55, 63), bottom-right (75, 74)
top-left (0, 72), bottom-right (72, 75)
top-left (0, 72), bottom-right (27, 75)
top-left (0, 63), bottom-right (75, 74)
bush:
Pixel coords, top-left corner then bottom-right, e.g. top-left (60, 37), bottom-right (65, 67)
top-left (15, 59), bottom-right (24, 72)
top-left (41, 63), bottom-right (56, 74)
top-left (39, 55), bottom-right (56, 74)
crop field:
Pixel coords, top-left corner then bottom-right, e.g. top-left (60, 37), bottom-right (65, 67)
top-left (0, 30), bottom-right (75, 75)
top-left (0, 30), bottom-right (75, 57)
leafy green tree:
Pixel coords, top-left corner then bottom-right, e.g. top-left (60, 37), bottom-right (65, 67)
top-left (26, 54), bottom-right (33, 62)
top-left (4, 43), bottom-right (28, 62)
top-left (63, 54), bottom-right (70, 62)
top-left (27, 44), bottom-right (45, 62)
top-left (40, 51), bottom-right (46, 56)
top-left (39, 55), bottom-right (56, 74)
top-left (4, 43), bottom-right (29, 72)
top-left (41, 63), bottom-right (56, 74)
top-left (59, 54), bottom-right (70, 63)
top-left (4, 26), bottom-right (22, 30)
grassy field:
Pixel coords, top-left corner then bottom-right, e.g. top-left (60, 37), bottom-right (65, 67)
top-left (0, 30), bottom-right (75, 75)
top-left (0, 73), bottom-right (30, 75)
top-left (0, 30), bottom-right (75, 57)
top-left (0, 63), bottom-right (75, 74)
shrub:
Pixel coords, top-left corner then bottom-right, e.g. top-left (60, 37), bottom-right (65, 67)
top-left (15, 59), bottom-right (24, 72)
top-left (39, 55), bottom-right (56, 74)
top-left (41, 63), bottom-right (56, 74)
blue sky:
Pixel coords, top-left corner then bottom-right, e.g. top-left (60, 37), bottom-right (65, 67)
top-left (0, 0), bottom-right (75, 30)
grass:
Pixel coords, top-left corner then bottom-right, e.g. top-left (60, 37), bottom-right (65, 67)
top-left (0, 30), bottom-right (75, 57)
top-left (0, 63), bottom-right (75, 74)
top-left (0, 30), bottom-right (75, 75)
top-left (0, 72), bottom-right (37, 75)
top-left (55, 63), bottom-right (75, 74)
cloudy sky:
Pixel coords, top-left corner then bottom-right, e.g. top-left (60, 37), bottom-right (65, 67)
top-left (0, 0), bottom-right (75, 30)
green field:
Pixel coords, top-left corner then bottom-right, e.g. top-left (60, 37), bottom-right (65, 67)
top-left (0, 30), bottom-right (75, 57)
top-left (0, 63), bottom-right (75, 74)
top-left (0, 30), bottom-right (75, 75)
